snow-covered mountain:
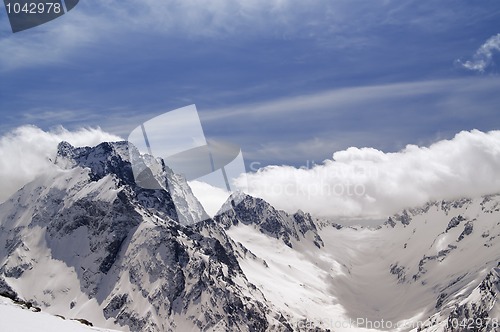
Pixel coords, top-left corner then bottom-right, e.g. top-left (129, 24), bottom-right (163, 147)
top-left (0, 141), bottom-right (292, 331)
top-left (0, 141), bottom-right (498, 331)
top-left (213, 195), bottom-right (500, 331)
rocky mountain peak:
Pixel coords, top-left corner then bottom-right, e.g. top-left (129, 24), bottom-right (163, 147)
top-left (55, 141), bottom-right (136, 184)
top-left (216, 192), bottom-right (324, 248)
top-left (54, 140), bottom-right (209, 225)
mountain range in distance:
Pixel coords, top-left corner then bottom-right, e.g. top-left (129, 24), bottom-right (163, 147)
top-left (0, 141), bottom-right (498, 332)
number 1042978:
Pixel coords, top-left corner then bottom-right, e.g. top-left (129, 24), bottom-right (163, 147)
top-left (5, 2), bottom-right (62, 14)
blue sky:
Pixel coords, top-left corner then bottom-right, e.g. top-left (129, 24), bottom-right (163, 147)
top-left (1, 0), bottom-right (500, 167)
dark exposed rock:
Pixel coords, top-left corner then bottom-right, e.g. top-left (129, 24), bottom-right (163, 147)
top-left (446, 215), bottom-right (467, 232)
top-left (441, 198), bottom-right (472, 214)
top-left (0, 276), bottom-right (18, 300)
top-left (390, 263), bottom-right (407, 283)
top-left (445, 268), bottom-right (499, 331)
top-left (385, 217), bottom-right (397, 228)
top-left (436, 292), bottom-right (447, 309)
top-left (215, 194), bottom-right (323, 248)
top-left (458, 221), bottom-right (474, 242)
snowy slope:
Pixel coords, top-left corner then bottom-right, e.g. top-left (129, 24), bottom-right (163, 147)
top-left (217, 193), bottom-right (500, 331)
top-left (0, 296), bottom-right (119, 332)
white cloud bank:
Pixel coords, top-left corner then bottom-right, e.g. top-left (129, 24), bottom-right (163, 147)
top-left (458, 33), bottom-right (500, 72)
top-left (236, 130), bottom-right (500, 219)
top-left (2, 126), bottom-right (500, 221)
top-left (0, 125), bottom-right (121, 203)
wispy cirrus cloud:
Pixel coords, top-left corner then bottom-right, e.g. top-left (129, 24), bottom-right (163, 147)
top-left (1, 0), bottom-right (487, 71)
top-left (457, 33), bottom-right (500, 73)
top-left (0, 0), bottom-right (339, 71)
top-left (199, 77), bottom-right (500, 165)
top-left (0, 5), bottom-right (112, 71)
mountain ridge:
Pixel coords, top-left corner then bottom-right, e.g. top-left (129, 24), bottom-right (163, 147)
top-left (0, 140), bottom-right (498, 331)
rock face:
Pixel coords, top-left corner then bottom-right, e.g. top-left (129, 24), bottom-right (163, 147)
top-left (376, 196), bottom-right (500, 331)
top-left (215, 193), bottom-right (324, 248)
top-left (55, 141), bottom-right (209, 225)
top-left (444, 267), bottom-right (499, 332)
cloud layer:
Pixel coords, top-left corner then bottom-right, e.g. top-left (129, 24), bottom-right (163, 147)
top-left (458, 33), bottom-right (500, 72)
top-left (236, 130), bottom-right (500, 219)
top-left (2, 126), bottom-right (500, 221)
top-left (0, 125), bottom-right (121, 203)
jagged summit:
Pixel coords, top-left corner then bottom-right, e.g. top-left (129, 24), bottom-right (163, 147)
top-left (216, 192), bottom-right (324, 248)
top-left (56, 141), bottom-right (136, 184)
top-left (54, 140), bottom-right (209, 225)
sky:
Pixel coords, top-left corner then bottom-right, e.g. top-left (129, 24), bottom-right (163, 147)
top-left (1, 1), bottom-right (500, 218)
